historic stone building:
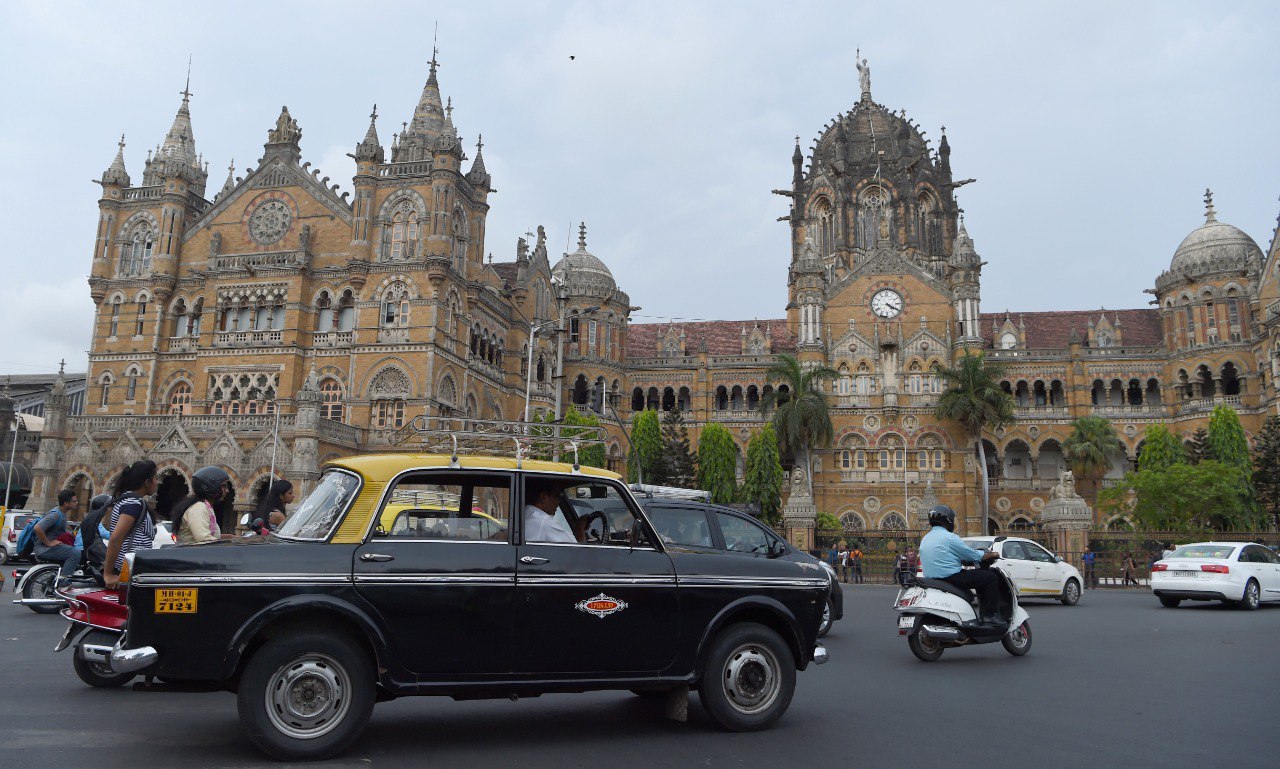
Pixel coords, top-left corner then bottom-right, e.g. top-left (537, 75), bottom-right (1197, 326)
top-left (30, 55), bottom-right (1280, 538)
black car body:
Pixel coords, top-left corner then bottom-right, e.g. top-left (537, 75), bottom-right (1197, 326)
top-left (85, 455), bottom-right (830, 760)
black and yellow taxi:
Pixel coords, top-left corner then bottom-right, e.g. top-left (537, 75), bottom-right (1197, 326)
top-left (90, 453), bottom-right (830, 760)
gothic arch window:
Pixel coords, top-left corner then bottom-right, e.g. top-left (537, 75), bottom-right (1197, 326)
top-left (315, 291), bottom-right (334, 332)
top-left (320, 378), bottom-right (345, 422)
top-left (1000, 332), bottom-right (1017, 350)
top-left (879, 511), bottom-right (907, 531)
top-left (856, 186), bottom-right (889, 250)
top-left (124, 365), bottom-right (141, 402)
top-left (98, 372), bottom-right (114, 408)
top-left (170, 299), bottom-right (188, 338)
top-left (572, 374), bottom-right (589, 406)
top-left (389, 204), bottom-right (420, 261)
top-left (189, 297), bottom-right (203, 336)
top-left (369, 367), bottom-right (410, 429)
top-left (134, 295), bottom-right (149, 337)
top-left (381, 281), bottom-right (411, 327)
top-left (120, 226), bottom-right (155, 277)
top-left (916, 192), bottom-right (941, 255)
top-left (108, 297), bottom-right (122, 337)
top-left (536, 354), bottom-right (547, 382)
top-left (438, 374), bottom-right (457, 410)
top-left (840, 512), bottom-right (866, 532)
top-left (631, 387), bottom-right (644, 411)
top-left (813, 198), bottom-right (835, 258)
top-left (452, 205), bottom-right (468, 271)
top-left (336, 290), bottom-right (356, 332)
top-left (168, 382), bottom-right (192, 414)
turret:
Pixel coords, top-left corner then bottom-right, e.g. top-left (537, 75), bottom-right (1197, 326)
top-left (350, 105), bottom-right (383, 248)
top-left (950, 219), bottom-right (984, 344)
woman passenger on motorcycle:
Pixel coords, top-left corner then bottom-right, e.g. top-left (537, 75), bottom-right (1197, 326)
top-left (76, 493), bottom-right (114, 572)
top-left (103, 460), bottom-right (158, 589)
top-left (250, 478), bottom-right (294, 534)
top-left (172, 466), bottom-right (230, 545)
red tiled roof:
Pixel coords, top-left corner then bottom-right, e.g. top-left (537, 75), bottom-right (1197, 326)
top-left (626, 318), bottom-right (795, 357)
top-left (980, 308), bottom-right (1163, 349)
top-left (489, 261), bottom-right (520, 284)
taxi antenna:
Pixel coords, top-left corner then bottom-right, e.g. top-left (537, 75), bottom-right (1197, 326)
top-left (449, 434), bottom-right (460, 469)
top-left (570, 440), bottom-right (581, 472)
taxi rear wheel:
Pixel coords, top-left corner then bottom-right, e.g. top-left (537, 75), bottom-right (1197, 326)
top-left (697, 622), bottom-right (795, 732)
top-left (237, 631), bottom-right (375, 761)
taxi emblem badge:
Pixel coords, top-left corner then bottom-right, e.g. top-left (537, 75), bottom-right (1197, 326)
top-left (575, 593), bottom-right (628, 619)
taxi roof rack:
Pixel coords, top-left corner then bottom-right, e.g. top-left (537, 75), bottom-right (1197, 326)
top-left (393, 415), bottom-right (606, 471)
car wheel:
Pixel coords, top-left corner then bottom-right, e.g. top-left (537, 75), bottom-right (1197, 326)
top-left (1158, 596), bottom-right (1182, 608)
top-left (22, 568), bottom-right (61, 614)
top-left (1001, 621), bottom-right (1032, 656)
top-left (817, 599), bottom-right (833, 638)
top-left (1239, 580), bottom-right (1260, 611)
top-left (697, 622), bottom-right (796, 732)
top-left (0, 548), bottom-right (8, 566)
top-left (1059, 579), bottom-right (1081, 606)
top-left (907, 629), bottom-right (945, 662)
top-left (73, 646), bottom-right (136, 688)
top-left (237, 630), bottom-right (376, 761)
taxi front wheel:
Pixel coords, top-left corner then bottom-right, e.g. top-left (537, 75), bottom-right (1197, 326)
top-left (237, 631), bottom-right (376, 761)
top-left (697, 622), bottom-right (795, 732)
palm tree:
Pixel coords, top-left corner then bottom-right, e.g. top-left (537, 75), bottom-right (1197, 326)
top-left (934, 350), bottom-right (1015, 534)
top-left (759, 354), bottom-right (838, 498)
top-left (1062, 416), bottom-right (1123, 511)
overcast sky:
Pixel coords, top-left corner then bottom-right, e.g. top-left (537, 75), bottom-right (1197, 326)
top-left (2, 0), bottom-right (1277, 374)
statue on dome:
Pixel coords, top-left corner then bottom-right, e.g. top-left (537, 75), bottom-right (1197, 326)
top-left (857, 53), bottom-right (871, 96)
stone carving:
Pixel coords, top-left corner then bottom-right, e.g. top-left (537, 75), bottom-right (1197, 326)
top-left (790, 467), bottom-right (807, 495)
top-left (995, 496), bottom-right (1011, 512)
top-left (863, 415), bottom-right (880, 430)
top-left (268, 106), bottom-right (301, 145)
top-left (299, 224), bottom-right (311, 251)
top-left (1029, 497), bottom-right (1045, 511)
top-left (369, 367), bottom-right (412, 398)
top-left (902, 415), bottom-right (919, 430)
top-left (857, 55), bottom-right (871, 94)
top-left (209, 231), bottom-right (221, 257)
top-left (1048, 470), bottom-right (1081, 501)
top-left (864, 495), bottom-right (881, 513)
top-left (249, 199), bottom-right (291, 245)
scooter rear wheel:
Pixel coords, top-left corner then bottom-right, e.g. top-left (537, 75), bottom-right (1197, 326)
top-left (908, 631), bottom-right (944, 662)
top-left (22, 568), bottom-right (61, 614)
top-left (1002, 620), bottom-right (1032, 656)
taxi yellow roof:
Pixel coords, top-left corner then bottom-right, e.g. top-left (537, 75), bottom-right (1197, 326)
top-left (326, 453), bottom-right (622, 481)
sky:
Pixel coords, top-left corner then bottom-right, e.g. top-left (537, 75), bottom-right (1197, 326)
top-left (1, 0), bottom-right (1277, 374)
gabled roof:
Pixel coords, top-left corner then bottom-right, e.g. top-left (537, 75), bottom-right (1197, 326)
top-left (490, 261), bottom-right (520, 283)
top-left (980, 309), bottom-right (1163, 349)
top-left (626, 319), bottom-right (795, 356)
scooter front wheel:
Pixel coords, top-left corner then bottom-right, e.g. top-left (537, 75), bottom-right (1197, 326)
top-left (908, 630), bottom-right (944, 662)
top-left (1002, 620), bottom-right (1032, 656)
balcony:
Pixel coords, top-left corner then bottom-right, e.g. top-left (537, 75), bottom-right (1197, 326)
top-left (211, 250), bottom-right (307, 271)
top-left (1179, 395), bottom-right (1243, 414)
top-left (1015, 405), bottom-right (1070, 417)
top-left (841, 470), bottom-right (942, 484)
top-left (168, 336), bottom-right (199, 353)
top-left (712, 409), bottom-right (763, 422)
top-left (314, 330), bottom-right (354, 348)
top-left (214, 330), bottom-right (283, 348)
top-left (1092, 403), bottom-right (1165, 417)
top-left (987, 477), bottom-right (1053, 490)
top-left (70, 413), bottom-right (295, 437)
top-left (316, 418), bottom-right (360, 447)
top-left (836, 394), bottom-right (872, 408)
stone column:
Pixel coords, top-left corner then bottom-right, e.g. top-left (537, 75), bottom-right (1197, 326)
top-left (781, 468), bottom-right (817, 552)
top-left (1039, 470), bottom-right (1092, 558)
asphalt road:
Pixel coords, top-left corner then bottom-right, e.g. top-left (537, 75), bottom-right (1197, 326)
top-left (0, 583), bottom-right (1274, 768)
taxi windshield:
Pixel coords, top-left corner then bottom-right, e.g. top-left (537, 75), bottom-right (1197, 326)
top-left (275, 470), bottom-right (362, 541)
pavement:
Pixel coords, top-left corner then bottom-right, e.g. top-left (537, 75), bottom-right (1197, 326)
top-left (0, 583), bottom-right (1275, 768)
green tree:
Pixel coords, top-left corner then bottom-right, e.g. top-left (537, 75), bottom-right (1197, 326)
top-left (627, 409), bottom-right (663, 484)
top-left (1252, 415), bottom-right (1280, 529)
top-left (659, 408), bottom-right (698, 487)
top-left (815, 511), bottom-right (841, 531)
top-left (1206, 405), bottom-right (1256, 514)
top-left (1185, 427), bottom-right (1210, 464)
top-left (743, 425), bottom-right (785, 524)
top-left (1102, 461), bottom-right (1251, 532)
top-left (1062, 416), bottom-right (1124, 511)
top-left (696, 422), bottom-right (739, 504)
top-left (561, 406), bottom-right (606, 469)
top-left (1138, 423), bottom-right (1185, 473)
top-left (759, 353), bottom-right (837, 497)
top-left (933, 350), bottom-right (1014, 532)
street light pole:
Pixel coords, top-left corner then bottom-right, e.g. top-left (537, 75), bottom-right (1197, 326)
top-left (522, 327), bottom-right (540, 425)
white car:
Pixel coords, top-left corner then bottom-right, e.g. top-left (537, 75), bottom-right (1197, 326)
top-left (962, 536), bottom-right (1084, 606)
top-left (1151, 542), bottom-right (1280, 610)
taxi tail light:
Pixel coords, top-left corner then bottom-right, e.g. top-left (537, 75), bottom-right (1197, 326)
top-left (1201, 564), bottom-right (1229, 574)
top-left (1151, 563), bottom-right (1168, 572)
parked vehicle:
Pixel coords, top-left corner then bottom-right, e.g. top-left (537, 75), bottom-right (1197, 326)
top-left (1, 510), bottom-right (37, 565)
top-left (638, 500), bottom-right (843, 637)
top-left (958, 536), bottom-right (1083, 606)
top-left (56, 453), bottom-right (830, 761)
top-left (894, 552), bottom-right (1032, 662)
top-left (15, 521), bottom-right (175, 613)
top-left (1151, 542), bottom-right (1280, 609)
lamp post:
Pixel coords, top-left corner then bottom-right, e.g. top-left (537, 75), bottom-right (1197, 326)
top-left (3, 416), bottom-right (17, 511)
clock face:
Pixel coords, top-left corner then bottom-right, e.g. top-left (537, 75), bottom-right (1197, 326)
top-left (871, 289), bottom-right (903, 319)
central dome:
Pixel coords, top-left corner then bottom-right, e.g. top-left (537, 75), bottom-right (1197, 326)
top-left (552, 223), bottom-right (616, 297)
top-left (1169, 193), bottom-right (1263, 276)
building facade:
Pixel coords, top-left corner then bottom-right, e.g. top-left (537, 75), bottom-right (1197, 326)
top-left (32, 57), bottom-right (1280, 536)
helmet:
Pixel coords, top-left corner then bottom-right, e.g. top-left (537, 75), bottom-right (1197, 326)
top-left (927, 504), bottom-right (956, 532)
top-left (89, 494), bottom-right (113, 514)
top-left (191, 466), bottom-right (231, 501)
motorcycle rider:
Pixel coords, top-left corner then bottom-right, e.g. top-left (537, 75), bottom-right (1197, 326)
top-left (77, 494), bottom-right (113, 572)
top-left (919, 505), bottom-right (1001, 625)
top-left (172, 466), bottom-right (230, 545)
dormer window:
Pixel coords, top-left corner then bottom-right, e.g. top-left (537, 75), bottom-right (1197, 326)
top-left (1000, 332), bottom-right (1017, 350)
top-left (1096, 331), bottom-right (1112, 348)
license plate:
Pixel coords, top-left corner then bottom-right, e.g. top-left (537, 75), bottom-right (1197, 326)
top-left (1172, 571), bottom-right (1196, 578)
top-left (154, 588), bottom-right (197, 614)
top-left (898, 615), bottom-right (915, 629)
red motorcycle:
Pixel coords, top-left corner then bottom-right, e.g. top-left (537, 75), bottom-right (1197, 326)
top-left (54, 583), bottom-right (142, 687)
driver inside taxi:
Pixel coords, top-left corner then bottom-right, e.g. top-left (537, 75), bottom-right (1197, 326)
top-left (523, 480), bottom-right (585, 543)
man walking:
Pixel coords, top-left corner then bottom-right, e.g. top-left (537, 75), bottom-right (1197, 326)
top-left (837, 545), bottom-right (850, 582)
top-left (34, 490), bottom-right (81, 588)
top-left (1082, 546), bottom-right (1097, 589)
top-left (852, 546), bottom-right (864, 583)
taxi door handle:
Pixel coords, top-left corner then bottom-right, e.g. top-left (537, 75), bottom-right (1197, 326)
top-left (360, 553), bottom-right (395, 562)
top-left (520, 556), bottom-right (549, 565)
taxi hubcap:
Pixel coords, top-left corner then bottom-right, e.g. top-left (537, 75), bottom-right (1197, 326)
top-left (266, 654), bottom-right (351, 739)
top-left (722, 644), bottom-right (780, 715)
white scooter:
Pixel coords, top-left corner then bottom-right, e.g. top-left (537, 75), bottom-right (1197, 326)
top-left (894, 552), bottom-right (1032, 662)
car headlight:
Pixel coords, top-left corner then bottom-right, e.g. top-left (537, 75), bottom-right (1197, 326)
top-left (819, 561), bottom-right (836, 578)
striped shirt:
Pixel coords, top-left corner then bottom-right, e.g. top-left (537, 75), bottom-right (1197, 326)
top-left (109, 494), bottom-right (155, 571)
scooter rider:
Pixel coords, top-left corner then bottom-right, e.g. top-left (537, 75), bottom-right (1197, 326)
top-left (920, 505), bottom-right (1001, 626)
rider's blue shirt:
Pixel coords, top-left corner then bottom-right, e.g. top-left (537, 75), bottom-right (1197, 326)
top-left (920, 526), bottom-right (987, 579)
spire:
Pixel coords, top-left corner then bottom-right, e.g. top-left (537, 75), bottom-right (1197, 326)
top-left (466, 134), bottom-right (490, 189)
top-left (1204, 188), bottom-right (1218, 223)
top-left (354, 104), bottom-right (385, 163)
top-left (218, 159), bottom-right (235, 197)
top-left (939, 125), bottom-right (951, 175)
top-left (161, 75), bottom-right (198, 168)
top-left (410, 47), bottom-right (446, 139)
top-left (577, 221), bottom-right (588, 251)
top-left (100, 134), bottom-right (130, 187)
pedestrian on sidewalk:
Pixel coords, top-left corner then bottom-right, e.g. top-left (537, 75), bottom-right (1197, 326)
top-left (837, 545), bottom-right (850, 582)
top-left (1082, 546), bottom-right (1097, 589)
top-left (893, 550), bottom-right (906, 586)
top-left (904, 547), bottom-right (919, 584)
top-left (1121, 551), bottom-right (1138, 587)
top-left (852, 546), bottom-right (864, 583)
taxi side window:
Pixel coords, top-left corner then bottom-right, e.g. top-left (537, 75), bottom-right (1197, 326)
top-left (526, 477), bottom-right (655, 548)
top-left (714, 513), bottom-right (772, 555)
top-left (1024, 543), bottom-right (1056, 563)
top-left (1001, 541), bottom-right (1028, 560)
top-left (650, 506), bottom-right (714, 548)
top-left (377, 472), bottom-right (511, 542)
